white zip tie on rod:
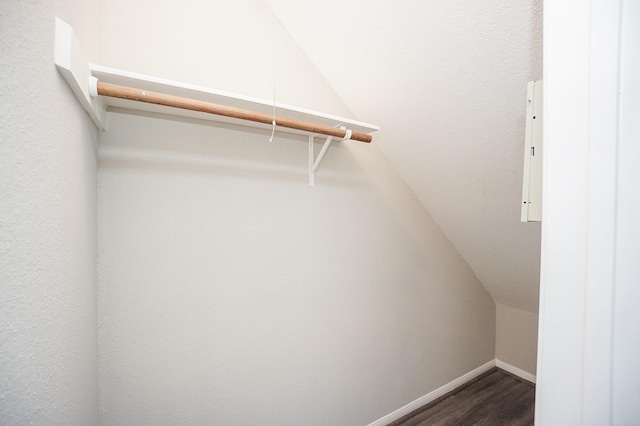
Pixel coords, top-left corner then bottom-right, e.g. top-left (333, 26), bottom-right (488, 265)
top-left (268, 119), bottom-right (276, 142)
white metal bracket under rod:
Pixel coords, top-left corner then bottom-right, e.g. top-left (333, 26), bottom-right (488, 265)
top-left (308, 127), bottom-right (351, 187)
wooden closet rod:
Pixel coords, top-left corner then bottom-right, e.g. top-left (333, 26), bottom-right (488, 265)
top-left (96, 82), bottom-right (372, 143)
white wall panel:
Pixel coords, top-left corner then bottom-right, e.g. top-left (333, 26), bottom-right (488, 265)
top-left (96, 1), bottom-right (496, 424)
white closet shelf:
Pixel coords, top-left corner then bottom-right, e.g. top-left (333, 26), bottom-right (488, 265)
top-left (90, 65), bottom-right (379, 139)
top-left (54, 17), bottom-right (379, 186)
top-left (53, 18), bottom-right (378, 140)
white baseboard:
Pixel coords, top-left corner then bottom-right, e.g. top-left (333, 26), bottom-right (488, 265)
top-left (365, 360), bottom-right (496, 426)
top-left (495, 359), bottom-right (536, 384)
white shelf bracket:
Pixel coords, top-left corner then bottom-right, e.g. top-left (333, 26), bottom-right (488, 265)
top-left (308, 127), bottom-right (351, 187)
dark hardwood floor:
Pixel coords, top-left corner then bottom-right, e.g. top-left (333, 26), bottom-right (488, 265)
top-left (389, 368), bottom-right (535, 426)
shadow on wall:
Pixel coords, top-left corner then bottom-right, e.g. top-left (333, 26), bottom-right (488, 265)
top-left (99, 109), bottom-right (372, 188)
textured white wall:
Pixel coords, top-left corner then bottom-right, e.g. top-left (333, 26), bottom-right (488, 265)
top-left (0, 0), bottom-right (101, 424)
top-left (262, 0), bottom-right (544, 314)
top-left (495, 304), bottom-right (538, 376)
top-left (97, 1), bottom-right (496, 424)
top-left (100, 0), bottom-right (352, 117)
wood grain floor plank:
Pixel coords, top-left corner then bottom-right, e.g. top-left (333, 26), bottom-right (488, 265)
top-left (391, 369), bottom-right (534, 426)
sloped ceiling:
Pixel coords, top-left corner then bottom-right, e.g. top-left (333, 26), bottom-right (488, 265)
top-left (263, 0), bottom-right (543, 313)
